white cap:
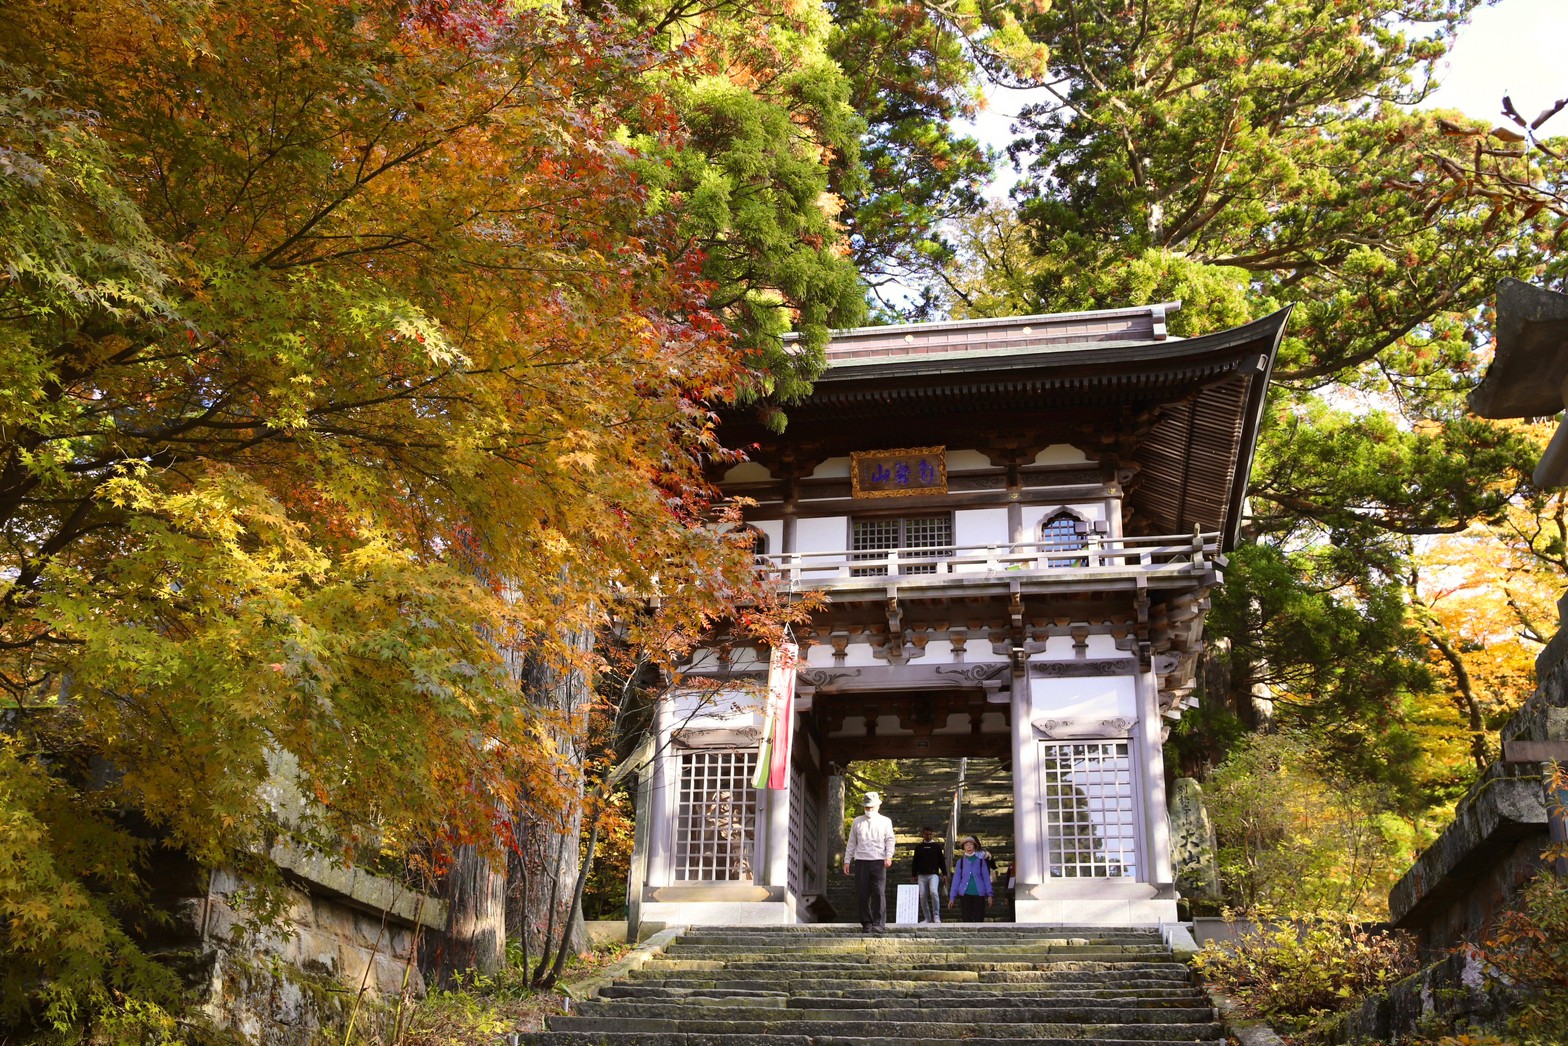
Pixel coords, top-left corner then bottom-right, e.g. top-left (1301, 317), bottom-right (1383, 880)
top-left (862, 791), bottom-right (881, 807)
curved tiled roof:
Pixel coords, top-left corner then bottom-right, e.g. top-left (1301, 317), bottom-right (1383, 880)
top-left (734, 305), bottom-right (1291, 550)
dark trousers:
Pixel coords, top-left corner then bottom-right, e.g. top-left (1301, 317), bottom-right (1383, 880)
top-left (959, 894), bottom-right (987, 923)
top-left (853, 859), bottom-right (887, 930)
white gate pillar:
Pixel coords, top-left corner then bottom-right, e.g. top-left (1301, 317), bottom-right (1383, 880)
top-left (1011, 677), bottom-right (1043, 887)
top-left (1138, 663), bottom-right (1176, 888)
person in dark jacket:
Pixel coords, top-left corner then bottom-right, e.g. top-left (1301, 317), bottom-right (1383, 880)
top-left (911, 826), bottom-right (947, 923)
top-left (947, 835), bottom-right (993, 922)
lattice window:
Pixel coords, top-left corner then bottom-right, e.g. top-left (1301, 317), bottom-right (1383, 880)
top-left (800, 767), bottom-right (822, 893)
top-left (674, 751), bottom-right (758, 882)
top-left (1040, 511), bottom-right (1086, 567)
top-left (851, 515), bottom-right (953, 576)
top-left (1040, 740), bottom-right (1138, 879)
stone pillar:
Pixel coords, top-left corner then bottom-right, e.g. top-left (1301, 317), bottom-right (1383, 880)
top-left (1169, 777), bottom-right (1221, 904)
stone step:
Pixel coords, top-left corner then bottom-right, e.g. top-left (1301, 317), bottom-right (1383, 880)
top-left (640, 961), bottom-right (1177, 978)
top-left (519, 1035), bottom-right (1227, 1046)
top-left (676, 929), bottom-right (1164, 944)
top-left (628, 963), bottom-right (1195, 982)
top-left (525, 924), bottom-right (1221, 1046)
top-left (636, 959), bottom-right (1185, 978)
top-left (543, 1017), bottom-right (1226, 1040)
top-left (667, 934), bottom-right (1172, 947)
top-left (661, 944), bottom-right (1171, 958)
top-left (597, 985), bottom-right (1208, 1004)
top-left (574, 1002), bottom-right (1215, 1024)
top-left (677, 928), bottom-right (1154, 934)
top-left (621, 981), bottom-right (1203, 999)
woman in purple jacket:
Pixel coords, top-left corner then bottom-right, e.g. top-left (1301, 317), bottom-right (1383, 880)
top-left (947, 835), bottom-right (993, 922)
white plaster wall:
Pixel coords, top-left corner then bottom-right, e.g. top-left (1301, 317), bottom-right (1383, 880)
top-left (668, 686), bottom-right (765, 734)
top-left (1023, 501), bottom-right (1108, 531)
top-left (836, 641), bottom-right (891, 668)
top-left (921, 639), bottom-right (955, 662)
top-left (836, 715), bottom-right (870, 736)
top-left (793, 516), bottom-right (848, 570)
top-left (946, 449), bottom-right (993, 471)
top-left (728, 646), bottom-right (767, 672)
top-left (873, 714), bottom-right (913, 736)
top-left (1034, 444), bottom-right (1090, 465)
top-left (755, 519), bottom-right (784, 555)
top-left (1015, 896), bottom-right (1177, 926)
top-left (804, 642), bottom-right (837, 668)
top-left (724, 461), bottom-right (774, 482)
top-left (641, 900), bottom-right (797, 927)
top-left (1038, 634), bottom-right (1124, 658)
top-left (809, 457), bottom-right (852, 478)
top-left (953, 508), bottom-right (1011, 572)
top-left (930, 713), bottom-right (973, 735)
top-left (1027, 674), bottom-right (1138, 723)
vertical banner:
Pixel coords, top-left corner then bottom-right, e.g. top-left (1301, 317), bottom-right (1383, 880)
top-left (768, 642), bottom-right (799, 790)
top-left (753, 642), bottom-right (798, 790)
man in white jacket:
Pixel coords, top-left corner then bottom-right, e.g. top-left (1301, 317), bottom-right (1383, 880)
top-left (843, 791), bottom-right (896, 934)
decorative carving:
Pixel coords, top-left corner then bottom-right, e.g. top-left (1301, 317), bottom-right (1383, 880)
top-left (1029, 658), bottom-right (1138, 678)
top-left (672, 725), bottom-right (761, 749)
top-left (1030, 716), bottom-right (1135, 740)
top-left (950, 474), bottom-right (1005, 492)
top-left (934, 664), bottom-right (1009, 685)
top-left (799, 668), bottom-right (864, 692)
top-left (1019, 469), bottom-right (1105, 487)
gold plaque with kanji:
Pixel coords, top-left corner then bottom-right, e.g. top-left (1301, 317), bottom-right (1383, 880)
top-left (851, 447), bottom-right (947, 498)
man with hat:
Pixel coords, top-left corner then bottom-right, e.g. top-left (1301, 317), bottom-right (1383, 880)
top-left (843, 791), bottom-right (896, 934)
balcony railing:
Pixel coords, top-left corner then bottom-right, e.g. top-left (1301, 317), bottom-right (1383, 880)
top-left (757, 531), bottom-right (1220, 588)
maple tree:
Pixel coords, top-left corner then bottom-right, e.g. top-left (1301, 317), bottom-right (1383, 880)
top-left (0, 0), bottom-right (836, 1027)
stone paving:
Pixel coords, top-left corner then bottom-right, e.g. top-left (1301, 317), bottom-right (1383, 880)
top-left (519, 924), bottom-right (1224, 1045)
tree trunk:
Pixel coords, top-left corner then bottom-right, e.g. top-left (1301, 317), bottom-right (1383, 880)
top-left (427, 842), bottom-right (507, 985)
top-left (1422, 623), bottom-right (1491, 771)
top-left (508, 624), bottom-right (593, 961)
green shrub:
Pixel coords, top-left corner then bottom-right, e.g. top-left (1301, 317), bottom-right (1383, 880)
top-left (1204, 734), bottom-right (1417, 917)
top-left (1191, 909), bottom-right (1418, 1032)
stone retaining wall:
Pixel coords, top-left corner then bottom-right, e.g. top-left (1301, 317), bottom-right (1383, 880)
top-left (188, 852), bottom-right (445, 1043)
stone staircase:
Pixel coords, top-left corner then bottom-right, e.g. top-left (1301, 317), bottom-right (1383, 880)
top-left (520, 924), bottom-right (1223, 1044)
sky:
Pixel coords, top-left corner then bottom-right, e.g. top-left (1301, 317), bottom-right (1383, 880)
top-left (1421, 0), bottom-right (1568, 120)
top-left (964, 0), bottom-right (1568, 179)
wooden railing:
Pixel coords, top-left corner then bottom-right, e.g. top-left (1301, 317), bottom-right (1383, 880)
top-left (757, 531), bottom-right (1220, 586)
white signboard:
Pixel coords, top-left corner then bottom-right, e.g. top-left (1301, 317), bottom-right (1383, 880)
top-left (894, 883), bottom-right (919, 924)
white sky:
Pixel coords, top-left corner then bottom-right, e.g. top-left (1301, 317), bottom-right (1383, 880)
top-left (1420, 0), bottom-right (1568, 121)
top-left (965, 0), bottom-right (1568, 180)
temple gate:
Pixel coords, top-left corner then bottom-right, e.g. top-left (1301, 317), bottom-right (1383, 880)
top-left (629, 302), bottom-right (1289, 930)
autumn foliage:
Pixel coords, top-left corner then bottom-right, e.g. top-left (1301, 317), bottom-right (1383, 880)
top-left (0, 0), bottom-right (824, 1028)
